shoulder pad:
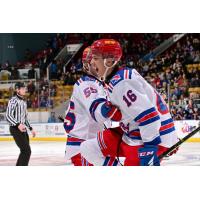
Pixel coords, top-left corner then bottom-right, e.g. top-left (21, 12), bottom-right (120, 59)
top-left (108, 67), bottom-right (132, 92)
top-left (76, 75), bottom-right (102, 86)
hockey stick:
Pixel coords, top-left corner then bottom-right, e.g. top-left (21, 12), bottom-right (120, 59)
top-left (158, 125), bottom-right (200, 161)
top-left (58, 115), bottom-right (64, 122)
top-left (117, 126), bottom-right (200, 166)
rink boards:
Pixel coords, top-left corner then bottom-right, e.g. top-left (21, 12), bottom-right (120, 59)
top-left (0, 120), bottom-right (200, 142)
top-left (0, 123), bottom-right (67, 141)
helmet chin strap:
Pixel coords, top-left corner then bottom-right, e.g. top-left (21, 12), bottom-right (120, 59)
top-left (86, 63), bottom-right (92, 75)
top-left (85, 63), bottom-right (101, 81)
top-left (83, 63), bottom-right (92, 76)
top-left (100, 58), bottom-right (117, 81)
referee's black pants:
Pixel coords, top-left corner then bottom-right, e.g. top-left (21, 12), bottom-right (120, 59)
top-left (10, 127), bottom-right (31, 166)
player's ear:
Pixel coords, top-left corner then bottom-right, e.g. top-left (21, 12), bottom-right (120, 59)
top-left (105, 58), bottom-right (115, 67)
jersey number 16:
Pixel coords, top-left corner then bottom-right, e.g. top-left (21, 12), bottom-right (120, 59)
top-left (123, 90), bottom-right (137, 107)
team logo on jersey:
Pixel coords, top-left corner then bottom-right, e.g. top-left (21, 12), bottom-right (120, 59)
top-left (111, 75), bottom-right (121, 84)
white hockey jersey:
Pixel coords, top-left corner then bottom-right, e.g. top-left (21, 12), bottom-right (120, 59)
top-left (64, 75), bottom-right (110, 141)
top-left (90, 67), bottom-right (178, 148)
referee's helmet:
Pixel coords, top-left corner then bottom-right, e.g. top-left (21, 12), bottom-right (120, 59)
top-left (15, 82), bottom-right (26, 90)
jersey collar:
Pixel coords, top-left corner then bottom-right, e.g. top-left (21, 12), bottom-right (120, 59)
top-left (16, 94), bottom-right (25, 100)
top-left (105, 66), bottom-right (124, 83)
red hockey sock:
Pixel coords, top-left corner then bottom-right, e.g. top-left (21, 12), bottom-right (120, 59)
top-left (71, 153), bottom-right (93, 166)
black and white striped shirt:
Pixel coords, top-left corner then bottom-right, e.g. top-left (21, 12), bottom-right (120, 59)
top-left (6, 94), bottom-right (32, 130)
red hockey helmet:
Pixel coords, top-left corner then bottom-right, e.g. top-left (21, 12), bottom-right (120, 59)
top-left (91, 39), bottom-right (122, 63)
top-left (82, 46), bottom-right (94, 74)
top-left (82, 46), bottom-right (92, 64)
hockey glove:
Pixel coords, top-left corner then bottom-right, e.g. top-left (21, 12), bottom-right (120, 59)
top-left (138, 145), bottom-right (160, 166)
top-left (101, 101), bottom-right (122, 122)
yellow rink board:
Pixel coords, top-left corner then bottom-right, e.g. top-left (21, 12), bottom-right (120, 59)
top-left (0, 137), bottom-right (200, 142)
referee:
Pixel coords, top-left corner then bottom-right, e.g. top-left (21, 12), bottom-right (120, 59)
top-left (6, 82), bottom-right (36, 166)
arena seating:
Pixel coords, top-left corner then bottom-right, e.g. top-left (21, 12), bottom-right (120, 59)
top-left (0, 33), bottom-right (199, 120)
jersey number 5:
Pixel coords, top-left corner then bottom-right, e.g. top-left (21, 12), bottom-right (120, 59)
top-left (123, 90), bottom-right (137, 107)
top-left (64, 101), bottom-right (76, 133)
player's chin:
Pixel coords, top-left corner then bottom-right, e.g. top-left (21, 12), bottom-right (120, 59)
top-left (91, 69), bottom-right (99, 78)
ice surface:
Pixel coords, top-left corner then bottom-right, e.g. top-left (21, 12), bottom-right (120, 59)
top-left (0, 141), bottom-right (199, 166)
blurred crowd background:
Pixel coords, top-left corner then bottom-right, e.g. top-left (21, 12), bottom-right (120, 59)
top-left (0, 33), bottom-right (199, 121)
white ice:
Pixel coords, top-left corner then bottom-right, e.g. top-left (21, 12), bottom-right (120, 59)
top-left (0, 141), bottom-right (69, 166)
top-left (0, 141), bottom-right (200, 166)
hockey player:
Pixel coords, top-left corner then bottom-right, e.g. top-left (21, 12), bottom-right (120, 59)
top-left (80, 39), bottom-right (179, 166)
top-left (63, 46), bottom-right (121, 166)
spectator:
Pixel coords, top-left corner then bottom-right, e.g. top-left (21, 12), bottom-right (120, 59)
top-left (50, 84), bottom-right (57, 96)
top-left (10, 66), bottom-right (19, 80)
top-left (49, 60), bottom-right (57, 80)
top-left (193, 107), bottom-right (200, 120)
top-left (194, 51), bottom-right (200, 63)
top-left (172, 87), bottom-right (182, 100)
top-left (46, 98), bottom-right (54, 108)
top-left (27, 80), bottom-right (35, 95)
top-left (175, 107), bottom-right (184, 120)
top-left (27, 98), bottom-right (32, 108)
top-left (0, 69), bottom-right (11, 80)
top-left (48, 112), bottom-right (57, 123)
top-left (28, 66), bottom-right (36, 79)
top-left (40, 97), bottom-right (47, 108)
top-left (67, 73), bottom-right (75, 85)
top-left (0, 103), bottom-right (5, 112)
top-left (184, 109), bottom-right (194, 120)
top-left (32, 97), bottom-right (39, 108)
top-left (62, 72), bottom-right (69, 85)
top-left (4, 60), bottom-right (12, 71)
top-left (70, 63), bottom-right (76, 74)
top-left (190, 74), bottom-right (200, 87)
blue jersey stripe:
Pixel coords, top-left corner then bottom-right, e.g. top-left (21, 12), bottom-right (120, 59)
top-left (127, 135), bottom-right (142, 140)
top-left (66, 141), bottom-right (82, 146)
top-left (139, 115), bottom-right (160, 126)
top-left (161, 118), bottom-right (173, 126)
top-left (160, 126), bottom-right (175, 136)
top-left (143, 136), bottom-right (161, 146)
top-left (108, 88), bottom-right (113, 93)
top-left (89, 98), bottom-right (106, 121)
top-left (129, 69), bottom-right (132, 79)
top-left (129, 129), bottom-right (140, 133)
top-left (135, 107), bottom-right (156, 122)
top-left (126, 125), bottom-right (175, 141)
top-left (113, 159), bottom-right (118, 166)
top-left (103, 157), bottom-right (110, 166)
